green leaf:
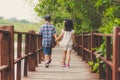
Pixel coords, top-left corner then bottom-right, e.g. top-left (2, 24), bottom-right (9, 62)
top-left (88, 61), bottom-right (94, 67)
top-left (96, 54), bottom-right (102, 58)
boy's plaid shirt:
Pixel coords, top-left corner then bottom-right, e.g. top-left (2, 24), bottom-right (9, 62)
top-left (39, 23), bottom-right (56, 47)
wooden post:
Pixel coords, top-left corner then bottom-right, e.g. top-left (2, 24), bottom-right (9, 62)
top-left (106, 36), bottom-right (112, 80)
top-left (112, 27), bottom-right (120, 80)
top-left (91, 32), bottom-right (96, 61)
top-left (77, 35), bottom-right (79, 55)
top-left (82, 33), bottom-right (85, 60)
top-left (86, 36), bottom-right (89, 62)
top-left (17, 34), bottom-right (22, 80)
top-left (88, 35), bottom-right (91, 61)
top-left (24, 34), bottom-right (29, 76)
top-left (98, 36), bottom-right (106, 79)
top-left (0, 26), bottom-right (14, 80)
top-left (35, 35), bottom-right (38, 67)
top-left (34, 35), bottom-right (38, 67)
top-left (28, 31), bottom-right (36, 71)
top-left (84, 36), bottom-right (87, 62)
top-left (80, 35), bottom-right (82, 56)
top-left (0, 33), bottom-right (10, 80)
top-left (38, 35), bottom-right (43, 63)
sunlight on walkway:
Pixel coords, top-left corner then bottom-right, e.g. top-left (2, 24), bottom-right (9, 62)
top-left (22, 47), bottom-right (101, 80)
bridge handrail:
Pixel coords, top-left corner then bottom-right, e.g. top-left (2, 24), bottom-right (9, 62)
top-left (74, 27), bottom-right (120, 80)
top-left (0, 26), bottom-right (43, 80)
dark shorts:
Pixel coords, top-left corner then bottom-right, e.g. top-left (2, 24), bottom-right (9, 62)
top-left (43, 47), bottom-right (52, 55)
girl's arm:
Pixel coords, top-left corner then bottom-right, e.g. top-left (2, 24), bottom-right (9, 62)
top-left (72, 34), bottom-right (75, 43)
top-left (56, 32), bottom-right (64, 41)
top-left (71, 30), bottom-right (75, 43)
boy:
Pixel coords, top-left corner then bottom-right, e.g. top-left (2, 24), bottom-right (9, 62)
top-left (39, 14), bottom-right (57, 67)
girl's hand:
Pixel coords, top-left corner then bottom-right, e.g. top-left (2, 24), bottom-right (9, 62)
top-left (55, 38), bottom-right (59, 42)
top-left (56, 42), bottom-right (59, 46)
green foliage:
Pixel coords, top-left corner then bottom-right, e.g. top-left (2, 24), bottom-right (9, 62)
top-left (88, 61), bottom-right (99, 73)
top-left (0, 18), bottom-right (62, 34)
top-left (88, 61), bottom-right (94, 67)
top-left (0, 18), bottom-right (40, 32)
top-left (95, 42), bottom-right (106, 57)
top-left (92, 63), bottom-right (99, 73)
top-left (95, 0), bottom-right (120, 33)
top-left (90, 42), bottom-right (107, 73)
top-left (34, 0), bottom-right (120, 34)
top-left (34, 0), bottom-right (103, 34)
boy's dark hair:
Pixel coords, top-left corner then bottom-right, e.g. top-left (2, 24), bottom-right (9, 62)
top-left (64, 19), bottom-right (73, 31)
top-left (44, 14), bottom-right (51, 22)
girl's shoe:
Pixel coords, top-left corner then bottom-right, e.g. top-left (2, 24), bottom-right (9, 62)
top-left (66, 64), bottom-right (70, 68)
top-left (61, 63), bottom-right (66, 67)
top-left (48, 60), bottom-right (52, 64)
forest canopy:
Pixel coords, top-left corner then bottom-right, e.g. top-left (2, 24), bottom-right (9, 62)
top-left (34, 0), bottom-right (120, 34)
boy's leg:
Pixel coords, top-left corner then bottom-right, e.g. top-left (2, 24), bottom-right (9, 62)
top-left (48, 47), bottom-right (52, 63)
top-left (41, 51), bottom-right (45, 61)
top-left (48, 55), bottom-right (52, 63)
top-left (43, 47), bottom-right (52, 61)
top-left (45, 54), bottom-right (50, 62)
top-left (43, 47), bottom-right (51, 67)
top-left (44, 54), bottom-right (50, 67)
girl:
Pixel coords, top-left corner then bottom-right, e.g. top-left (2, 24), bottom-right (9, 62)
top-left (56, 19), bottom-right (74, 68)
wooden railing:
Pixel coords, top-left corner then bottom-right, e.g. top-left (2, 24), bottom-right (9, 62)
top-left (0, 26), bottom-right (43, 80)
top-left (74, 27), bottom-right (120, 80)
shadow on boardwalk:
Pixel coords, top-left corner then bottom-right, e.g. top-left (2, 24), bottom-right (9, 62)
top-left (22, 47), bottom-right (103, 80)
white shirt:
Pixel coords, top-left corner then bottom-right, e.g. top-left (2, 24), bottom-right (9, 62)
top-left (60, 29), bottom-right (74, 46)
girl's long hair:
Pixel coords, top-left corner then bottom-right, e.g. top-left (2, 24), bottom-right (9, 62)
top-left (64, 19), bottom-right (73, 31)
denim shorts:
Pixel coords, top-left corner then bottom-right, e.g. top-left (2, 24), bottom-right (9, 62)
top-left (43, 47), bottom-right (52, 55)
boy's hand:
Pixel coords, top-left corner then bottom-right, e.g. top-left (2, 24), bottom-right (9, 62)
top-left (55, 38), bottom-right (58, 42)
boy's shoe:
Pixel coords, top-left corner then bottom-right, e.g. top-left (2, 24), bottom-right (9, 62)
top-left (66, 64), bottom-right (70, 68)
top-left (45, 63), bottom-right (49, 68)
top-left (45, 61), bottom-right (50, 68)
top-left (48, 60), bottom-right (52, 64)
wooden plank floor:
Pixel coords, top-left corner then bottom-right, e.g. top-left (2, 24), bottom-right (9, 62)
top-left (22, 47), bottom-right (103, 80)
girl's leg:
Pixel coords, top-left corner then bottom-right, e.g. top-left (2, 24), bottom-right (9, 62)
top-left (66, 50), bottom-right (71, 66)
top-left (61, 50), bottom-right (67, 65)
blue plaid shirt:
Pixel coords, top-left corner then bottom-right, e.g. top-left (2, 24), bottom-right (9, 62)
top-left (39, 23), bottom-right (56, 47)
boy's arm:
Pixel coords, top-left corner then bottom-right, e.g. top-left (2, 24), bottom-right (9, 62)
top-left (55, 32), bottom-right (63, 41)
top-left (53, 33), bottom-right (57, 40)
top-left (39, 26), bottom-right (42, 35)
top-left (53, 33), bottom-right (59, 46)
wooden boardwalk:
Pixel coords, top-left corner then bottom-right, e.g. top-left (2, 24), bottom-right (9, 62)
top-left (22, 47), bottom-right (102, 80)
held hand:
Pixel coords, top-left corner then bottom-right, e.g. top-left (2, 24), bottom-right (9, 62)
top-left (56, 41), bottom-right (59, 46)
top-left (55, 38), bottom-right (58, 42)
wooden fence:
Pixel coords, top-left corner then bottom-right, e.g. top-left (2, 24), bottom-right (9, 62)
top-left (1, 25), bottom-right (120, 80)
top-left (0, 26), bottom-right (43, 80)
top-left (74, 27), bottom-right (120, 80)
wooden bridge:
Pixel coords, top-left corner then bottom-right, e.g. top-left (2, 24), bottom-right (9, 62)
top-left (0, 26), bottom-right (120, 80)
top-left (22, 47), bottom-right (101, 80)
